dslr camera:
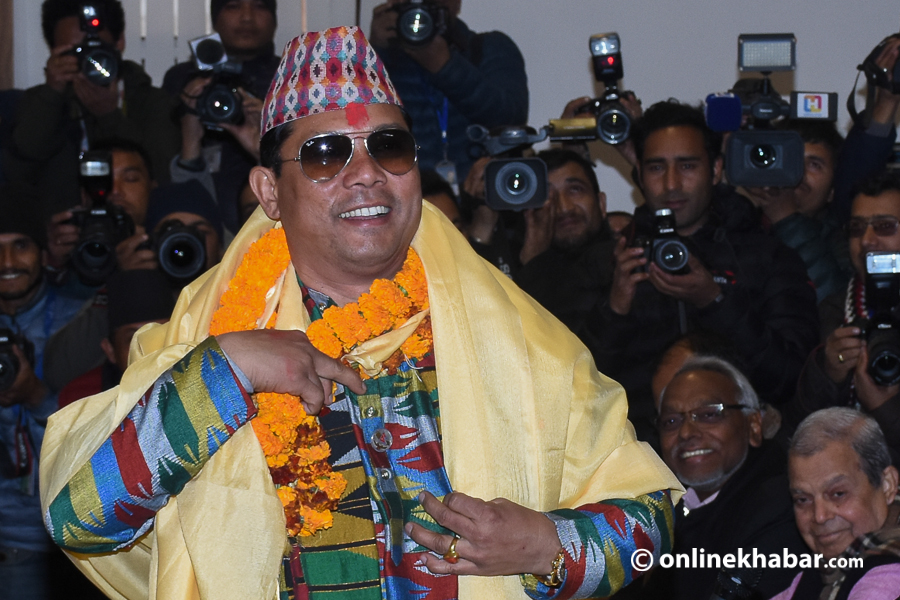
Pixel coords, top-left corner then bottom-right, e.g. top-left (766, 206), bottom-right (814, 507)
top-left (70, 150), bottom-right (135, 285)
top-left (854, 252), bottom-right (900, 387)
top-left (392, 1), bottom-right (448, 46)
top-left (468, 124), bottom-right (548, 211)
top-left (69, 4), bottom-right (120, 86)
top-left (189, 33), bottom-right (246, 128)
top-left (0, 329), bottom-right (35, 392)
top-left (707, 34), bottom-right (837, 188)
top-left (632, 209), bottom-right (690, 275)
top-left (151, 219), bottom-right (208, 282)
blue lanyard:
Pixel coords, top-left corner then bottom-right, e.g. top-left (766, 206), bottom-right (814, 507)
top-left (437, 97), bottom-right (450, 155)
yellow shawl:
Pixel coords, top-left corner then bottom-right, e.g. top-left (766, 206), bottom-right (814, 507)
top-left (40, 202), bottom-right (681, 600)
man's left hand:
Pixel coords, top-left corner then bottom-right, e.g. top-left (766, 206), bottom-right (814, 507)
top-left (404, 34), bottom-right (451, 73)
top-left (0, 344), bottom-right (46, 410)
top-left (73, 75), bottom-right (119, 117)
top-left (519, 203), bottom-right (556, 265)
top-left (648, 254), bottom-right (721, 308)
top-left (854, 345), bottom-right (900, 411)
top-left (405, 491), bottom-right (562, 576)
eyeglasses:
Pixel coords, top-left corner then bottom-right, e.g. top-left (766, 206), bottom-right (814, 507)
top-left (656, 403), bottom-right (747, 433)
top-left (845, 216), bottom-right (900, 238)
top-left (288, 128), bottom-right (418, 182)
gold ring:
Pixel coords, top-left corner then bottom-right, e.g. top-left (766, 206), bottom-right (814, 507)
top-left (838, 354), bottom-right (845, 363)
top-left (443, 535), bottom-right (460, 564)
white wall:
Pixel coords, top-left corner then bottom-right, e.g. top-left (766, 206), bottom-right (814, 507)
top-left (12, 0), bottom-right (900, 212)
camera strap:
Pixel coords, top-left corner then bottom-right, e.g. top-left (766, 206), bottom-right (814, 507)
top-left (847, 68), bottom-right (878, 129)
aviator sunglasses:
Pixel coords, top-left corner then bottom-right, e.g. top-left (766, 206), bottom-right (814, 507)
top-left (288, 128), bottom-right (419, 182)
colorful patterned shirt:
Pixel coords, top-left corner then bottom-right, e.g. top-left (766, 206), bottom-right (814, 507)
top-left (45, 314), bottom-right (673, 599)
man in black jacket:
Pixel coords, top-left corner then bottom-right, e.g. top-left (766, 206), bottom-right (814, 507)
top-left (163, 0), bottom-right (280, 234)
top-left (617, 356), bottom-right (807, 600)
top-left (580, 100), bottom-right (819, 447)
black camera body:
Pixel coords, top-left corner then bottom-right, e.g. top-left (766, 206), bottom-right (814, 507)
top-left (72, 151), bottom-right (135, 285)
top-left (70, 4), bottom-right (120, 86)
top-left (633, 209), bottom-right (690, 275)
top-left (584, 32), bottom-right (630, 145)
top-left (393, 1), bottom-right (448, 46)
top-left (862, 34), bottom-right (900, 96)
top-left (152, 220), bottom-right (208, 282)
top-left (856, 252), bottom-right (900, 387)
top-left (468, 125), bottom-right (548, 211)
top-left (0, 329), bottom-right (35, 392)
top-left (189, 34), bottom-right (246, 128)
top-left (709, 34), bottom-right (837, 188)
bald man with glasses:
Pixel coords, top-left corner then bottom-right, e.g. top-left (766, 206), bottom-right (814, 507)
top-left (39, 26), bottom-right (679, 600)
top-left (782, 169), bottom-right (900, 466)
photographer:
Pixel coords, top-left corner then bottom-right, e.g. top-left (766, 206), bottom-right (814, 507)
top-left (369, 0), bottom-right (528, 183)
top-left (0, 188), bottom-right (84, 382)
top-left (4, 0), bottom-right (179, 223)
top-left (785, 171), bottom-right (900, 465)
top-left (43, 179), bottom-right (223, 393)
top-left (580, 100), bottom-right (819, 447)
top-left (163, 0), bottom-right (279, 234)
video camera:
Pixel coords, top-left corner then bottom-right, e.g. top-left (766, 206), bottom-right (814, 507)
top-left (189, 33), bottom-right (247, 128)
top-left (69, 4), bottom-right (120, 86)
top-left (151, 219), bottom-right (207, 283)
top-left (468, 125), bottom-right (549, 211)
top-left (392, 1), bottom-right (448, 46)
top-left (852, 252), bottom-right (900, 387)
top-left (0, 329), bottom-right (35, 392)
top-left (70, 150), bottom-right (135, 285)
top-left (632, 209), bottom-right (691, 275)
top-left (706, 34), bottom-right (837, 188)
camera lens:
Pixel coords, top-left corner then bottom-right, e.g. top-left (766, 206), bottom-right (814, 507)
top-left (398, 7), bottom-right (434, 44)
top-left (80, 47), bottom-right (118, 86)
top-left (654, 239), bottom-right (690, 274)
top-left (750, 144), bottom-right (777, 169)
top-left (195, 38), bottom-right (226, 66)
top-left (158, 232), bottom-right (206, 281)
top-left (867, 328), bottom-right (900, 386)
top-left (494, 161), bottom-right (538, 207)
top-left (596, 105), bottom-right (631, 145)
top-left (203, 85), bottom-right (240, 122)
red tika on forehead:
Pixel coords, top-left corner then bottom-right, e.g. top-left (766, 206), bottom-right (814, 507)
top-left (260, 26), bottom-right (402, 137)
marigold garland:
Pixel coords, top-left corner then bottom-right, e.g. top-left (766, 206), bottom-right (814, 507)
top-left (209, 227), bottom-right (433, 537)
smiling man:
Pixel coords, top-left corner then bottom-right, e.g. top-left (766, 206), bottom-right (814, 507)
top-left (515, 148), bottom-right (614, 332)
top-left (771, 407), bottom-right (900, 600)
top-left (621, 356), bottom-right (805, 600)
top-left (40, 27), bottom-right (679, 600)
top-left (580, 100), bottom-right (819, 447)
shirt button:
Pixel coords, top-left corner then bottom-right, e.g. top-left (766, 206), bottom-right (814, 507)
top-left (371, 428), bottom-right (393, 452)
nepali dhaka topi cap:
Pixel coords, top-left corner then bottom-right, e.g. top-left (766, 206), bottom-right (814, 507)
top-left (261, 26), bottom-right (402, 137)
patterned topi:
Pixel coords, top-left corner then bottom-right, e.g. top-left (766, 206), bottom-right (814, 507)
top-left (261, 25), bottom-right (403, 137)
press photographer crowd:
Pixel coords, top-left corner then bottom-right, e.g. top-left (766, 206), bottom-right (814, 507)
top-left (2, 1), bottom-right (900, 599)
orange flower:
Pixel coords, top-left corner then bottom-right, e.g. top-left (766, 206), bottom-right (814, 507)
top-left (209, 230), bottom-right (433, 538)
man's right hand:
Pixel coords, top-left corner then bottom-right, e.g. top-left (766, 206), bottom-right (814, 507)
top-left (370, 1), bottom-right (401, 48)
top-left (608, 236), bottom-right (649, 315)
top-left (44, 45), bottom-right (79, 93)
top-left (871, 36), bottom-right (900, 126)
top-left (179, 76), bottom-right (214, 161)
top-left (216, 329), bottom-right (366, 415)
top-left (823, 326), bottom-right (864, 383)
top-left (46, 209), bottom-right (80, 270)
top-left (116, 227), bottom-right (158, 271)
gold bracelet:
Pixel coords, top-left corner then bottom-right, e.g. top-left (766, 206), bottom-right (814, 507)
top-left (534, 548), bottom-right (566, 588)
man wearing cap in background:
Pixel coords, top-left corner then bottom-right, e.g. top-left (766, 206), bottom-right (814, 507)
top-left (58, 270), bottom-right (175, 409)
top-left (40, 26), bottom-right (679, 600)
top-left (164, 0), bottom-right (280, 234)
top-left (0, 186), bottom-right (83, 600)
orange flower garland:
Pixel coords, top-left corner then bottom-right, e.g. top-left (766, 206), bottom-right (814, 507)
top-left (209, 227), bottom-right (433, 537)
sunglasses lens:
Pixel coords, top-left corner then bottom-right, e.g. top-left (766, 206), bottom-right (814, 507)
top-left (873, 219), bottom-right (899, 237)
top-left (300, 135), bottom-right (354, 181)
top-left (847, 221), bottom-right (867, 238)
top-left (368, 130), bottom-right (418, 175)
